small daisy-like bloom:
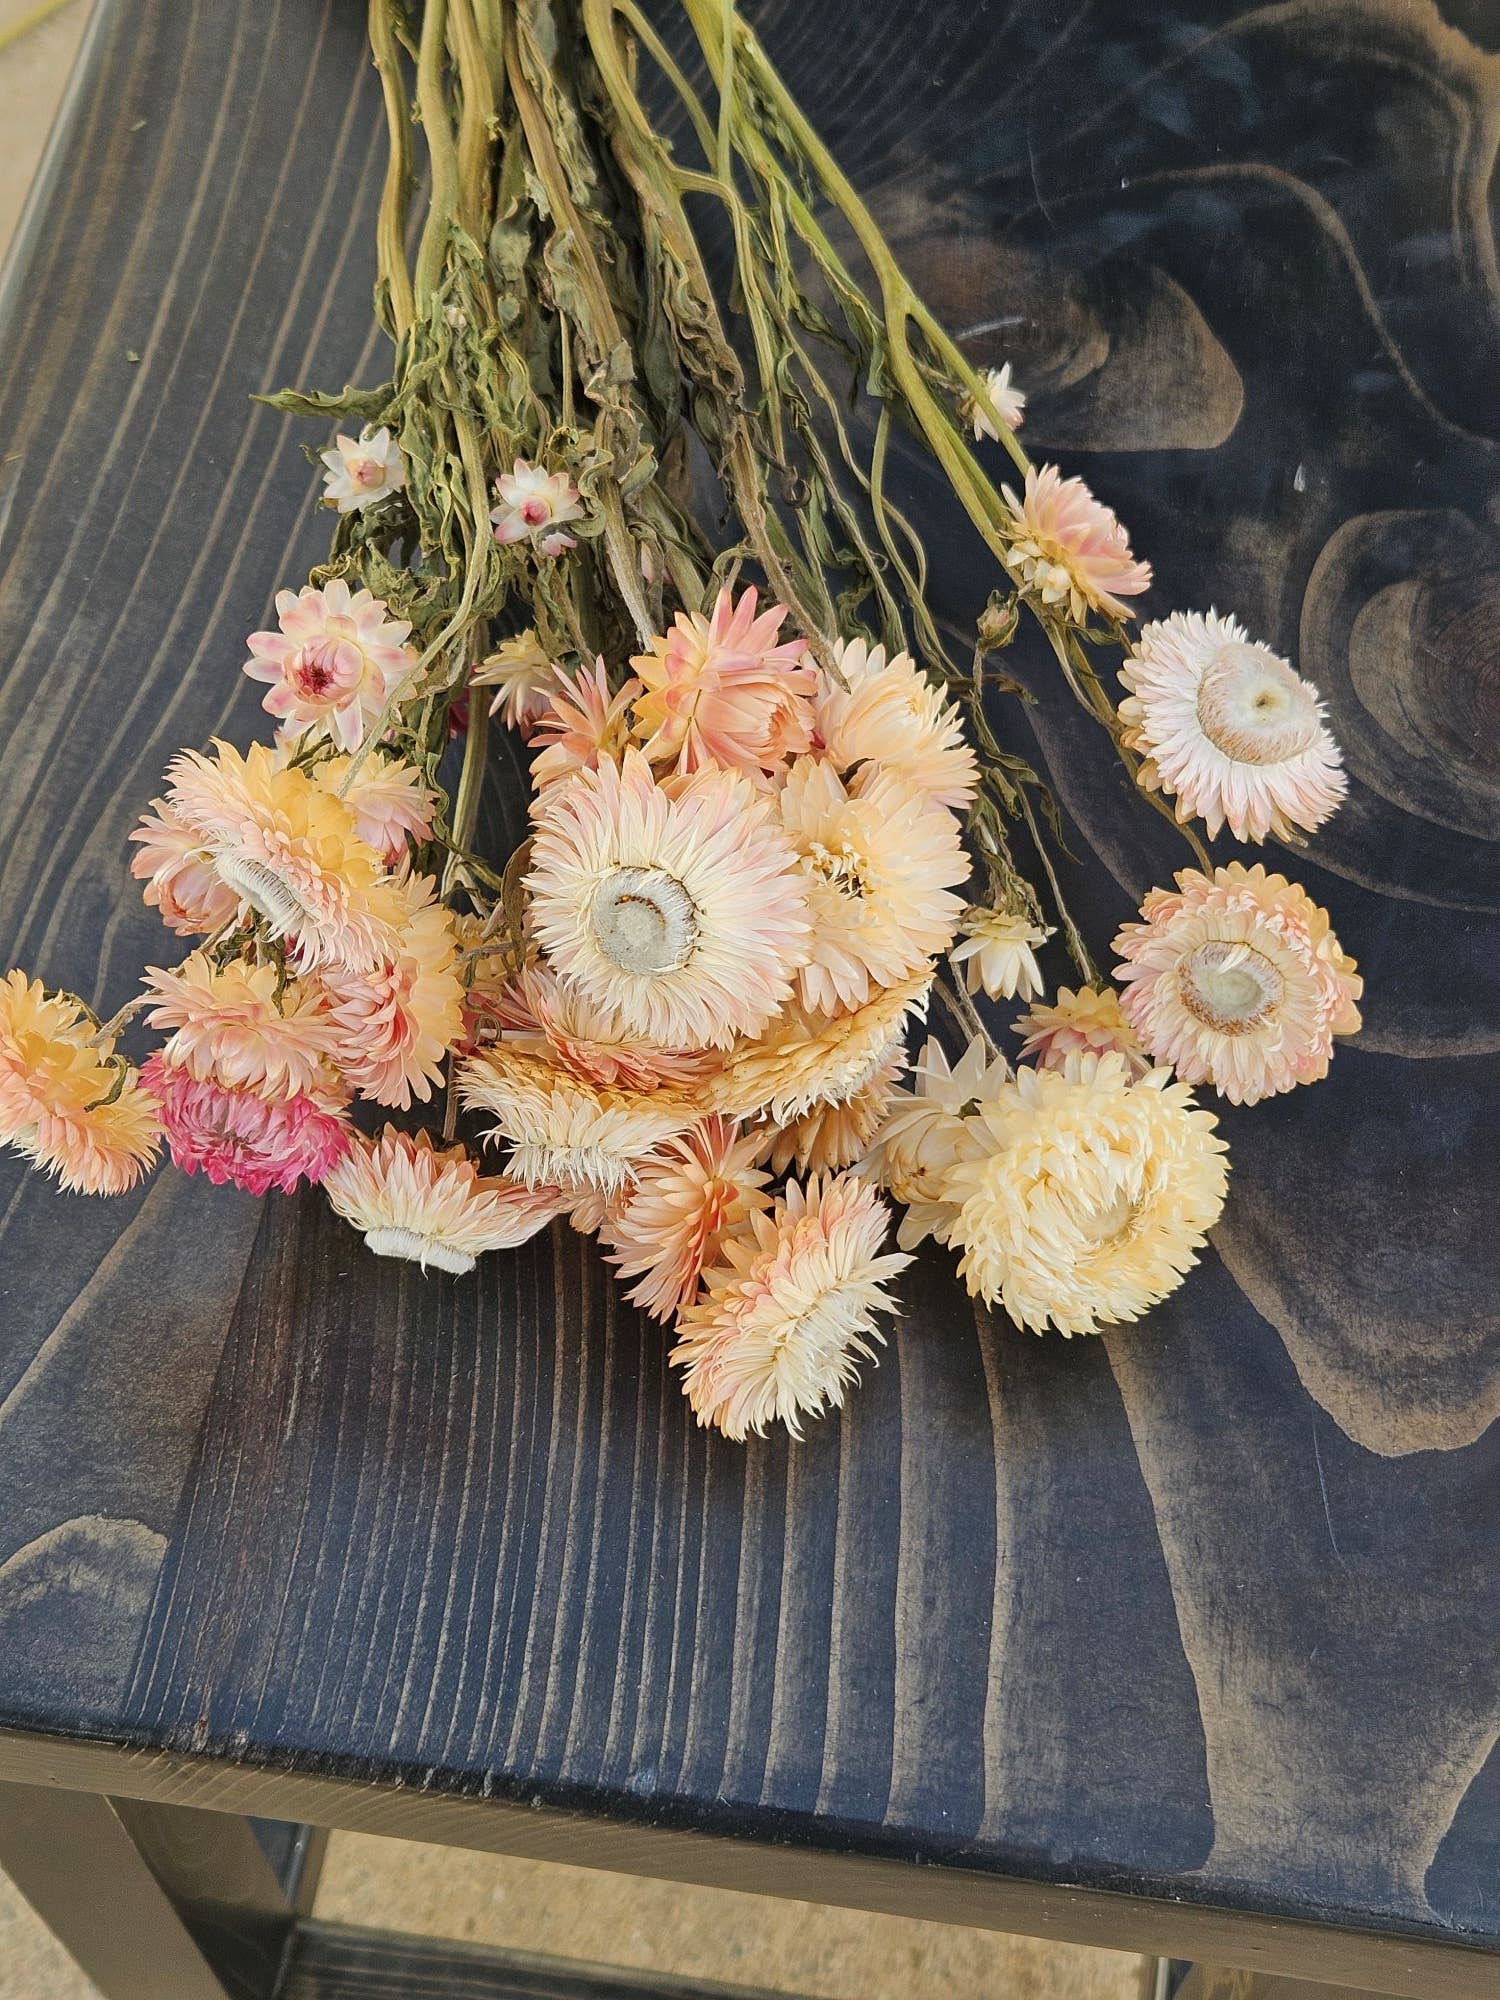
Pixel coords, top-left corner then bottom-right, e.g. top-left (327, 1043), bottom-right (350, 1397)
top-left (313, 753), bottom-right (435, 867)
top-left (160, 740), bottom-right (404, 973)
top-left (632, 587), bottom-right (815, 777)
top-left (472, 631), bottom-right (557, 732)
top-left (1000, 464), bottom-right (1152, 622)
top-left (320, 426), bottom-right (405, 513)
top-left (141, 1051), bottom-right (348, 1196)
top-left (603, 1116), bottom-right (772, 1320)
top-left (1112, 863), bottom-right (1363, 1104)
top-left (530, 659), bottom-right (642, 804)
top-left (527, 751), bottom-right (810, 1051)
top-left (867, 1034), bottom-right (1009, 1249)
top-left (812, 639), bottom-right (978, 813)
top-left (318, 875), bottom-right (464, 1108)
top-left (946, 1054), bottom-right (1228, 1336)
top-left (0, 972), bottom-right (161, 1195)
top-left (950, 907), bottom-right (1053, 1002)
top-left (781, 759), bottom-right (968, 1015)
top-left (129, 805), bottom-right (241, 936)
top-left (965, 362), bottom-right (1026, 439)
top-left (490, 460), bottom-right (583, 558)
top-left (143, 954), bottom-right (340, 1098)
top-left (763, 1044), bottom-right (905, 1176)
top-left (1118, 610), bottom-right (1347, 843)
top-left (460, 1042), bottom-right (703, 1194)
top-left (324, 1127), bottom-right (568, 1274)
top-left (244, 579), bottom-right (415, 753)
top-left (715, 971), bottom-right (932, 1122)
top-left (1013, 985), bottom-right (1147, 1076)
top-left (671, 1173), bottom-right (910, 1442)
top-left (488, 964), bottom-right (720, 1094)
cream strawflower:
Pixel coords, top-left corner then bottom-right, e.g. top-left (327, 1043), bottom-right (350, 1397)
top-left (314, 752), bottom-right (436, 866)
top-left (867, 1033), bottom-right (1010, 1249)
top-left (763, 1044), bottom-right (905, 1176)
top-left (324, 1127), bottom-right (568, 1275)
top-left (1000, 464), bottom-right (1152, 622)
top-left (143, 954), bottom-right (341, 1098)
top-left (714, 972), bottom-right (932, 1123)
top-left (129, 805), bottom-right (241, 936)
top-left (490, 461), bottom-right (583, 558)
top-left (487, 963), bottom-right (720, 1094)
top-left (1112, 863), bottom-right (1363, 1104)
top-left (946, 1054), bottom-right (1228, 1335)
top-left (318, 874), bottom-right (464, 1108)
top-left (1118, 610), bottom-right (1347, 843)
top-left (0, 973), bottom-right (160, 1195)
top-left (780, 759), bottom-right (968, 1014)
top-left (812, 638), bottom-right (978, 813)
top-left (243, 580), bottom-right (416, 752)
top-left (472, 631), bottom-right (557, 731)
top-left (631, 586), bottom-right (815, 777)
top-left (526, 750), bottom-right (810, 1050)
top-left (160, 740), bottom-right (404, 973)
top-left (950, 907), bottom-right (1053, 1002)
top-left (671, 1173), bottom-right (909, 1441)
top-left (965, 362), bottom-right (1026, 439)
top-left (529, 658), bottom-right (642, 803)
top-left (1013, 985), bottom-right (1147, 1076)
top-left (460, 1041), bottom-right (702, 1194)
top-left (320, 426), bottom-right (405, 513)
top-left (602, 1116), bottom-right (772, 1320)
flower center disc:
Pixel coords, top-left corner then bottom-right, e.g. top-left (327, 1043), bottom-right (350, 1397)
top-left (1180, 939), bottom-right (1285, 1034)
top-left (1196, 643), bottom-right (1321, 765)
top-left (592, 866), bottom-right (698, 975)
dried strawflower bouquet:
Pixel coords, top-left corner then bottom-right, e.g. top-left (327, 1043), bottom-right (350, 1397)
top-left (0, 0), bottom-right (1362, 1441)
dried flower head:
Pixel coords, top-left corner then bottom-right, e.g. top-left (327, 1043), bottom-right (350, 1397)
top-left (866, 1033), bottom-right (1009, 1249)
top-left (143, 953), bottom-right (340, 1098)
top-left (631, 586), bottom-right (815, 777)
top-left (320, 426), bottom-right (405, 513)
top-left (243, 580), bottom-right (416, 752)
top-left (318, 875), bottom-right (464, 1108)
top-left (142, 1051), bottom-right (348, 1196)
top-left (1000, 464), bottom-right (1152, 622)
top-left (965, 362), bottom-right (1026, 439)
top-left (950, 907), bottom-right (1053, 1002)
top-left (671, 1173), bottom-right (909, 1441)
top-left (324, 1127), bottom-right (568, 1274)
top-left (314, 752), bottom-right (436, 866)
top-left (129, 805), bottom-right (241, 936)
top-left (946, 1055), bottom-right (1228, 1335)
top-left (489, 963), bottom-right (720, 1094)
top-left (490, 461), bottom-right (583, 557)
top-left (602, 1116), bottom-right (772, 1320)
top-left (0, 972), bottom-right (160, 1195)
top-left (762, 1043), bottom-right (905, 1176)
top-left (529, 659), bottom-right (642, 803)
top-left (714, 972), bottom-right (932, 1123)
top-left (813, 639), bottom-right (978, 813)
top-left (472, 631), bottom-right (557, 731)
top-left (1013, 985), bottom-right (1147, 1075)
top-left (1112, 863), bottom-right (1363, 1104)
top-left (1118, 610), bottom-right (1347, 843)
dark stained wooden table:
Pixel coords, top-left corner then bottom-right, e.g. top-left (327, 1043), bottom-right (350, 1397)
top-left (0, 3), bottom-right (1497, 1998)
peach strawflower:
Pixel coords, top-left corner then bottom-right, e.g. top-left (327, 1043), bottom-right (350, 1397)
top-left (324, 1127), bottom-right (569, 1274)
top-left (160, 740), bottom-right (403, 973)
top-left (762, 1043), bottom-right (905, 1176)
top-left (0, 972), bottom-right (160, 1195)
top-left (142, 1051), bottom-right (349, 1196)
top-left (1112, 863), bottom-right (1363, 1105)
top-left (671, 1173), bottom-right (909, 1441)
top-left (460, 1041), bottom-right (702, 1194)
top-left (566, 1186), bottom-right (625, 1235)
top-left (529, 659), bottom-right (642, 804)
top-left (631, 586), bottom-right (815, 777)
top-left (1118, 610), bottom-right (1347, 843)
top-left (1013, 985), bottom-right (1147, 1076)
top-left (317, 875), bottom-right (464, 1108)
top-left (780, 759), bottom-right (967, 1014)
top-left (129, 804), bottom-right (241, 936)
top-left (714, 971), bottom-right (932, 1122)
top-left (965, 362), bottom-right (1026, 439)
top-left (526, 751), bottom-right (810, 1050)
top-left (812, 638), bottom-right (979, 813)
top-left (143, 953), bottom-right (341, 1098)
top-left (1000, 464), bottom-right (1152, 622)
top-left (950, 907), bottom-right (1053, 1001)
top-left (472, 631), bottom-right (557, 731)
top-left (488, 963), bottom-right (720, 1093)
top-left (867, 1034), bottom-right (1009, 1249)
top-left (243, 580), bottom-right (416, 751)
top-left (314, 752), bottom-right (436, 866)
top-left (602, 1116), bottom-right (772, 1320)
top-left (490, 461), bottom-right (583, 557)
top-left (945, 1054), bottom-right (1228, 1336)
top-left (320, 426), bottom-right (405, 513)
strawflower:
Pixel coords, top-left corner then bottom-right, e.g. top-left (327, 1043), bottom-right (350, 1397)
top-left (0, 972), bottom-right (160, 1195)
top-left (243, 580), bottom-right (416, 751)
top-left (143, 953), bottom-right (340, 1098)
top-left (1000, 464), bottom-right (1152, 621)
top-left (142, 1051), bottom-right (349, 1196)
top-left (490, 461), bottom-right (583, 557)
top-left (950, 907), bottom-right (1053, 1002)
top-left (631, 586), bottom-right (815, 777)
top-left (320, 426), bottom-right (405, 512)
top-left (602, 1116), bottom-right (772, 1320)
top-left (812, 639), bottom-right (978, 813)
top-left (324, 1128), bottom-right (568, 1274)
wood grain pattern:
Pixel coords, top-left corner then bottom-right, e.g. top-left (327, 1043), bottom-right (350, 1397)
top-left (0, 0), bottom-right (1496, 1994)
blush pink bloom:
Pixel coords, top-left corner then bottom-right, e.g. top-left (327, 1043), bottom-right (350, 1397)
top-left (529, 659), bottom-right (642, 806)
top-left (1001, 464), bottom-right (1152, 622)
top-left (143, 954), bottom-right (342, 1099)
top-left (129, 805), bottom-right (241, 936)
top-left (143, 1051), bottom-right (350, 1195)
top-left (631, 586), bottom-right (816, 777)
top-left (243, 580), bottom-right (416, 752)
top-left (490, 460), bottom-right (584, 557)
top-left (317, 875), bottom-right (464, 1109)
top-left (602, 1116), bottom-right (772, 1321)
top-left (966, 362), bottom-right (1026, 439)
top-left (313, 752), bottom-right (436, 867)
top-left (319, 427), bottom-right (405, 513)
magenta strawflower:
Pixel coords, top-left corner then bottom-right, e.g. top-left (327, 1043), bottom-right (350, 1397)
top-left (142, 1052), bottom-right (350, 1195)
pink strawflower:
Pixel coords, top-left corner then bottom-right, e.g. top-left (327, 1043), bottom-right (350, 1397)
top-left (1013, 985), bottom-right (1148, 1076)
top-left (471, 632), bottom-right (557, 731)
top-left (320, 427), bottom-right (405, 512)
top-left (129, 805), bottom-right (241, 936)
top-left (317, 875), bottom-right (464, 1108)
top-left (313, 752), bottom-right (436, 866)
top-left (490, 460), bottom-right (583, 557)
top-left (529, 659), bottom-right (642, 805)
top-left (142, 1051), bottom-right (350, 1195)
top-left (966, 363), bottom-right (1026, 439)
top-left (1000, 464), bottom-right (1152, 621)
top-left (488, 963), bottom-right (721, 1093)
top-left (631, 586), bottom-right (816, 777)
top-left (243, 579), bottom-right (416, 752)
top-left (602, 1116), bottom-right (772, 1321)
top-left (143, 953), bottom-right (341, 1098)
